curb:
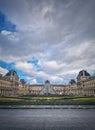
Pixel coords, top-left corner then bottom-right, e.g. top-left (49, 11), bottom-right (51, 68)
top-left (0, 105), bottom-right (95, 109)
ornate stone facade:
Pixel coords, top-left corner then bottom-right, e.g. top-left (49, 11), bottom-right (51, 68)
top-left (0, 70), bottom-right (95, 96)
top-left (0, 70), bottom-right (19, 96)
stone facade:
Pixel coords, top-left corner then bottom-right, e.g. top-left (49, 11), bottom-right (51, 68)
top-left (0, 70), bottom-right (95, 96)
top-left (0, 71), bottom-right (19, 96)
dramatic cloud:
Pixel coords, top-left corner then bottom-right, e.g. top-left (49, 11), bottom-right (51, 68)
top-left (0, 66), bottom-right (8, 75)
top-left (0, 0), bottom-right (95, 84)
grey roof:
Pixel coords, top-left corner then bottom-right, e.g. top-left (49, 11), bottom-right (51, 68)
top-left (69, 79), bottom-right (76, 84)
top-left (45, 80), bottom-right (50, 84)
top-left (78, 70), bottom-right (90, 77)
top-left (5, 70), bottom-right (18, 77)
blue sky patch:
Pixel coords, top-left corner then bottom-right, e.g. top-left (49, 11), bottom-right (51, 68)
top-left (0, 60), bottom-right (15, 71)
top-left (36, 77), bottom-right (44, 84)
top-left (0, 11), bottom-right (17, 32)
top-left (28, 57), bottom-right (42, 71)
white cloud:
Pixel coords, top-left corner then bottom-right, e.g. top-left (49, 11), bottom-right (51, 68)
top-left (15, 62), bottom-right (34, 73)
top-left (49, 75), bottom-right (63, 84)
top-left (66, 41), bottom-right (91, 58)
top-left (40, 60), bottom-right (63, 72)
top-left (1, 30), bottom-right (19, 43)
top-left (30, 78), bottom-right (37, 84)
top-left (0, 66), bottom-right (8, 75)
top-left (1, 30), bottom-right (11, 35)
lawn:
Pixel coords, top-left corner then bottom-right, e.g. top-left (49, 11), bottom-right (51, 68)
top-left (0, 95), bottom-right (95, 105)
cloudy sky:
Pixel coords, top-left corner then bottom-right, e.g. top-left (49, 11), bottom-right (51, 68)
top-left (0, 0), bottom-right (95, 84)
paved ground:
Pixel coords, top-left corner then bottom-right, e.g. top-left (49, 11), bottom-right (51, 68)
top-left (0, 109), bottom-right (95, 130)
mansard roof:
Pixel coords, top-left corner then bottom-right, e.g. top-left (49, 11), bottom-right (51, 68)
top-left (45, 80), bottom-right (50, 84)
top-left (5, 70), bottom-right (18, 77)
top-left (77, 70), bottom-right (90, 77)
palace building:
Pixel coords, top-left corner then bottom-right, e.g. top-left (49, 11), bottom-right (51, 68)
top-left (0, 70), bottom-right (95, 96)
